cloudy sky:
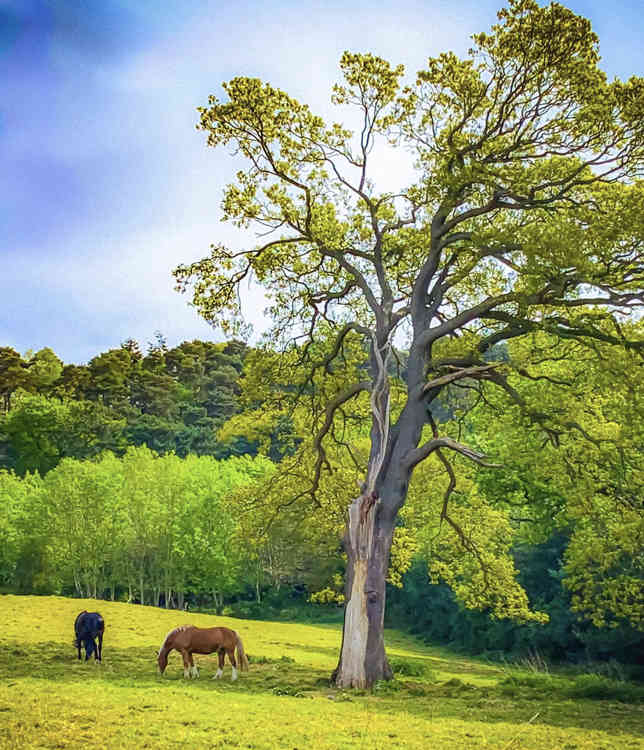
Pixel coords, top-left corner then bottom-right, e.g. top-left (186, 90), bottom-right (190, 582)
top-left (2, 0), bottom-right (642, 364)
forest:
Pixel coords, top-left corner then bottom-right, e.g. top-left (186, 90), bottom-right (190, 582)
top-left (1, 333), bottom-right (642, 674)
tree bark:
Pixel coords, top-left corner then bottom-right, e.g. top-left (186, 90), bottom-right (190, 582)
top-left (333, 343), bottom-right (426, 689)
top-left (332, 493), bottom-right (396, 688)
top-left (255, 565), bottom-right (262, 603)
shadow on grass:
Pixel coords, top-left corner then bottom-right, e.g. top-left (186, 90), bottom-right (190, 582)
top-left (1, 641), bottom-right (643, 739)
top-left (263, 640), bottom-right (340, 660)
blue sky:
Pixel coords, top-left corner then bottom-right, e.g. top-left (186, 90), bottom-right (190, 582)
top-left (2, 0), bottom-right (643, 364)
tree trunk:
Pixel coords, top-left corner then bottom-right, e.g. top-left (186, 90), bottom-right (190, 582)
top-left (332, 494), bottom-right (395, 688)
top-left (332, 340), bottom-right (425, 689)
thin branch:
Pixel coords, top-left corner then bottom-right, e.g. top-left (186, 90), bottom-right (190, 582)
top-left (404, 435), bottom-right (501, 471)
top-left (422, 364), bottom-right (500, 393)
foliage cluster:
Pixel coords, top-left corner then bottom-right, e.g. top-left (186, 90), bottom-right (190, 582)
top-left (386, 544), bottom-right (644, 676)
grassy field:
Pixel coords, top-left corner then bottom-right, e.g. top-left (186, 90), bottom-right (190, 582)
top-left (0, 595), bottom-right (642, 749)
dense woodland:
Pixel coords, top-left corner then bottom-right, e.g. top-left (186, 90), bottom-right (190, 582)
top-left (0, 336), bottom-right (642, 672)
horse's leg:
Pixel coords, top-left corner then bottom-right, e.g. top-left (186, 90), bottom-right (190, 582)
top-left (188, 652), bottom-right (199, 679)
top-left (228, 647), bottom-right (238, 681)
top-left (180, 649), bottom-right (191, 679)
top-left (97, 630), bottom-right (103, 662)
top-left (212, 648), bottom-right (225, 679)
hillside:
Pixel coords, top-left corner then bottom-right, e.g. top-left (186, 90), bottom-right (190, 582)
top-left (0, 595), bottom-right (643, 749)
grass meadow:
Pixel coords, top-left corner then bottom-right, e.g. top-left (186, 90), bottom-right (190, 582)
top-left (0, 595), bottom-right (642, 749)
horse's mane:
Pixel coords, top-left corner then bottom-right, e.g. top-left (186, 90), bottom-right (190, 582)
top-left (158, 624), bottom-right (191, 653)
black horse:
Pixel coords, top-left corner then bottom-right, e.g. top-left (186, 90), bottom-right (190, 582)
top-left (74, 610), bottom-right (105, 662)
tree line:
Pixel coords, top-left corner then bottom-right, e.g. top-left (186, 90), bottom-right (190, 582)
top-left (0, 447), bottom-right (275, 608)
top-left (0, 336), bottom-right (296, 476)
top-left (1, 329), bottom-right (643, 666)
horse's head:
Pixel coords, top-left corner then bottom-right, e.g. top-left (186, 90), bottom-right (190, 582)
top-left (157, 648), bottom-right (168, 674)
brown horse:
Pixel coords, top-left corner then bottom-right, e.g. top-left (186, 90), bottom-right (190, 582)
top-left (157, 625), bottom-right (249, 680)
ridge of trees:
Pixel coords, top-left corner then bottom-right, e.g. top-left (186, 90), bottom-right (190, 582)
top-left (0, 337), bottom-right (291, 475)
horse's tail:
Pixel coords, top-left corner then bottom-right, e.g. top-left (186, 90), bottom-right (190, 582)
top-left (235, 633), bottom-right (249, 672)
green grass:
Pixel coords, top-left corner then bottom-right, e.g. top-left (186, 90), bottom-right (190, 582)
top-left (0, 595), bottom-right (643, 749)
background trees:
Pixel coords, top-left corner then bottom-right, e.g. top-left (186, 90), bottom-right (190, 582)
top-left (0, 448), bottom-right (272, 606)
top-left (0, 338), bottom-right (251, 473)
top-left (0, 331), bottom-right (641, 668)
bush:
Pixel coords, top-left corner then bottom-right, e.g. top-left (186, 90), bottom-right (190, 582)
top-left (568, 675), bottom-right (644, 703)
top-left (389, 657), bottom-right (435, 679)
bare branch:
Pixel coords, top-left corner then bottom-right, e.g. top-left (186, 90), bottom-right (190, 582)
top-left (404, 435), bottom-right (501, 471)
top-left (422, 364), bottom-right (500, 393)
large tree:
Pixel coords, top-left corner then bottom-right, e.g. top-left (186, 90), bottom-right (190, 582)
top-left (175, 0), bottom-right (644, 687)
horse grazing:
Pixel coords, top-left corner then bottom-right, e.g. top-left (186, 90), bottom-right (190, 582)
top-left (157, 625), bottom-right (249, 680)
top-left (74, 610), bottom-right (105, 662)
